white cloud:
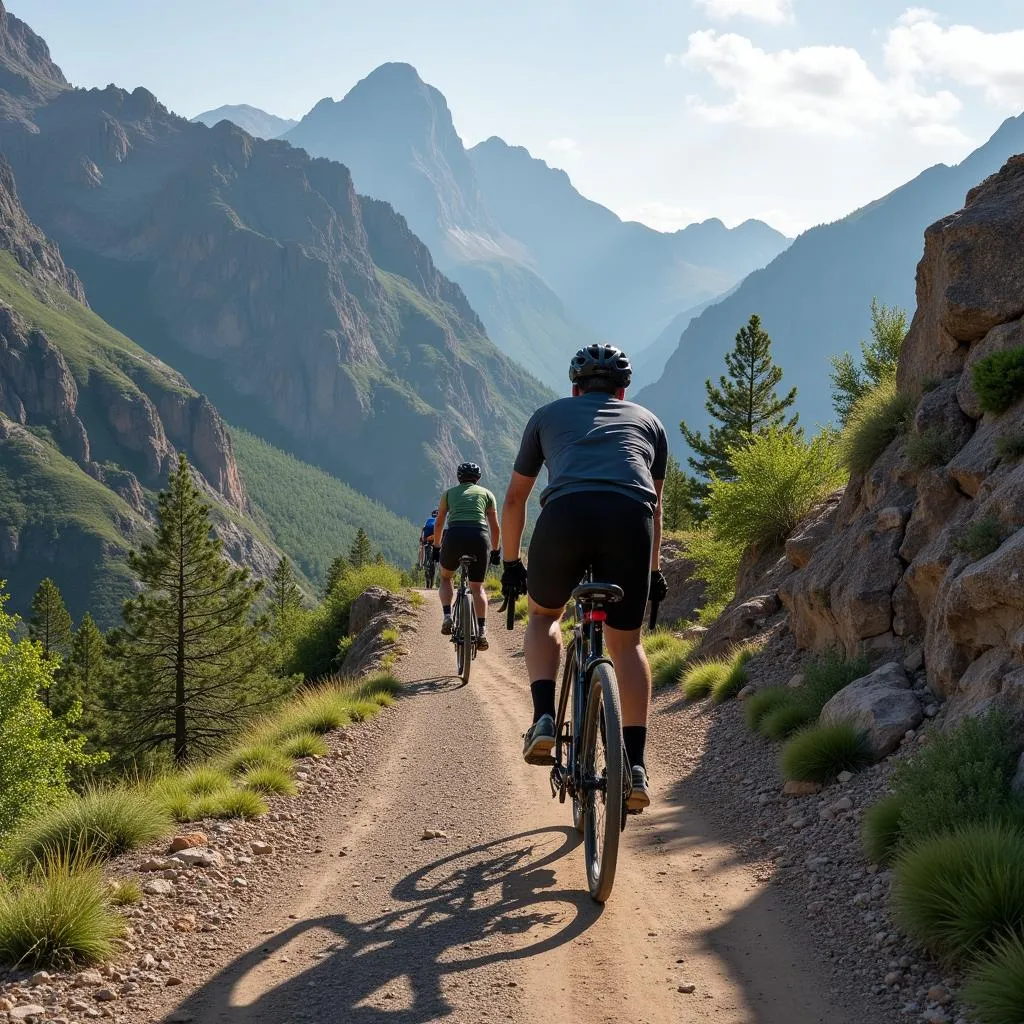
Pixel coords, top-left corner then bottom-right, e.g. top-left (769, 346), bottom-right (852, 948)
top-left (885, 8), bottom-right (1024, 109)
top-left (547, 137), bottom-right (581, 155)
top-left (670, 25), bottom-right (965, 142)
top-left (693, 0), bottom-right (793, 24)
top-left (616, 200), bottom-right (715, 231)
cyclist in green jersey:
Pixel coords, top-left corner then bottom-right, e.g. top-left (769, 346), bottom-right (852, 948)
top-left (433, 462), bottom-right (501, 650)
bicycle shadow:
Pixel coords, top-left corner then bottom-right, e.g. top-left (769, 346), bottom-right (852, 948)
top-left (399, 674), bottom-right (468, 694)
top-left (162, 826), bottom-right (599, 1023)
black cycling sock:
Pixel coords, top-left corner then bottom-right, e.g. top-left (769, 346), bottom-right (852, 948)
top-left (623, 726), bottom-right (647, 770)
top-left (442, 604), bottom-right (451, 617)
top-left (530, 679), bottom-right (556, 723)
top-left (477, 616), bottom-right (486, 632)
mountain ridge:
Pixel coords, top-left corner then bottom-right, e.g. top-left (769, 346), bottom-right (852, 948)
top-left (192, 103), bottom-right (297, 139)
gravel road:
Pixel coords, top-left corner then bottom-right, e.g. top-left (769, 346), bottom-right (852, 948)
top-left (157, 594), bottom-right (857, 1024)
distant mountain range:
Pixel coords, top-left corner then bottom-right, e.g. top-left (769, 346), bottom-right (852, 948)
top-left (636, 113), bottom-right (1024, 450)
top-left (277, 64), bottom-right (790, 390)
top-left (192, 103), bottom-right (297, 139)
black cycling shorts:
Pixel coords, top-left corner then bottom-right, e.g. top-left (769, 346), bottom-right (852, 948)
top-left (527, 492), bottom-right (653, 630)
top-left (440, 524), bottom-right (489, 583)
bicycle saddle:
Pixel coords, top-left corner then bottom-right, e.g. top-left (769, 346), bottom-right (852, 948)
top-left (572, 581), bottom-right (623, 604)
top-left (459, 554), bottom-right (477, 563)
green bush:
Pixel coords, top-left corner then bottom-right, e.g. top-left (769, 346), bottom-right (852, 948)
top-left (108, 878), bottom-right (142, 907)
top-left (906, 426), bottom-right (961, 468)
top-left (242, 766), bottom-right (297, 796)
top-left (957, 515), bottom-right (1002, 560)
top-left (280, 732), bottom-right (329, 759)
top-left (893, 823), bottom-right (1024, 961)
top-left (191, 788), bottom-right (267, 820)
top-left (862, 795), bottom-right (906, 864)
top-left (647, 636), bottom-right (696, 689)
top-left (997, 434), bottom-right (1024, 461)
top-left (708, 430), bottom-right (846, 549)
top-left (711, 647), bottom-right (757, 703)
top-left (0, 860), bottom-right (124, 968)
top-left (682, 529), bottom-right (743, 625)
top-left (841, 374), bottom-right (914, 473)
top-left (178, 766), bottom-right (234, 796)
top-left (973, 348), bottom-right (1024, 415)
top-left (800, 650), bottom-right (870, 714)
top-left (258, 685), bottom-right (355, 739)
top-left (744, 687), bottom-right (792, 730)
top-left (643, 630), bottom-right (678, 659)
top-left (760, 702), bottom-right (814, 740)
top-left (886, 712), bottom-right (1020, 851)
top-left (681, 659), bottom-right (730, 700)
top-left (4, 788), bottom-right (173, 870)
top-left (965, 933), bottom-right (1024, 1024)
top-left (780, 723), bottom-right (872, 783)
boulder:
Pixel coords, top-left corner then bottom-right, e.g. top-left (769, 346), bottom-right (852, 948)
top-left (656, 539), bottom-right (707, 626)
top-left (785, 490), bottom-right (843, 569)
top-left (912, 378), bottom-right (974, 455)
top-left (819, 662), bottom-right (923, 760)
top-left (348, 586), bottom-right (403, 637)
top-left (698, 592), bottom-right (779, 659)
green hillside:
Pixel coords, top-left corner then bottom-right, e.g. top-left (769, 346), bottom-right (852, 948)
top-left (230, 428), bottom-right (419, 584)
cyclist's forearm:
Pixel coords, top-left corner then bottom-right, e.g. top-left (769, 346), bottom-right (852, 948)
top-left (432, 509), bottom-right (447, 545)
top-left (501, 498), bottom-right (526, 560)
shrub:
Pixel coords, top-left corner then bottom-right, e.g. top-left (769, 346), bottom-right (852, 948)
top-left (643, 630), bottom-right (679, 659)
top-left (744, 687), bottom-right (792, 731)
top-left (708, 430), bottom-right (846, 549)
top-left (957, 515), bottom-right (1002, 560)
top-left (0, 861), bottom-right (124, 968)
top-left (711, 646), bottom-right (757, 703)
top-left (647, 636), bottom-right (696, 689)
top-left (380, 627), bottom-right (399, 645)
top-left (886, 712), bottom-right (1020, 851)
top-left (178, 767), bottom-right (233, 796)
top-left (973, 347), bottom-right (1024, 414)
top-left (682, 529), bottom-right (743, 624)
top-left (841, 374), bottom-right (913, 473)
top-left (345, 699), bottom-right (383, 723)
top-left (893, 823), bottom-right (1024, 961)
top-left (965, 933), bottom-right (1024, 1024)
top-left (760, 703), bottom-right (814, 740)
top-left (862, 795), bottom-right (906, 864)
top-left (780, 723), bottom-right (872, 783)
top-left (262, 685), bottom-right (354, 738)
top-left (242, 766), bottom-right (297, 796)
top-left (191, 788), bottom-right (267, 820)
top-left (799, 650), bottom-right (870, 715)
top-left (681, 660), bottom-right (730, 701)
top-left (280, 732), bottom-right (328, 759)
top-left (4, 788), bottom-right (173, 870)
top-left (336, 635), bottom-right (354, 664)
top-left (997, 434), bottom-right (1024, 461)
top-left (108, 878), bottom-right (142, 907)
top-left (906, 426), bottom-right (961, 468)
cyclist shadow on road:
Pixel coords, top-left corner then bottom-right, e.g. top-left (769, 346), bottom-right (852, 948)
top-left (400, 674), bottom-right (469, 695)
top-left (161, 826), bottom-right (599, 1024)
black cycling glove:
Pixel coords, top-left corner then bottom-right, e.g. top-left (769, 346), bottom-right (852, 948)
top-left (501, 559), bottom-right (528, 595)
top-left (431, 546), bottom-right (441, 563)
top-left (489, 549), bottom-right (502, 567)
top-left (649, 569), bottom-right (668, 603)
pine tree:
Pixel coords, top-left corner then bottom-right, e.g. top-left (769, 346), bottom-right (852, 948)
top-left (58, 613), bottom-right (110, 753)
top-left (112, 454), bottom-right (288, 763)
top-left (829, 299), bottom-right (907, 425)
top-left (661, 455), bottom-right (701, 532)
top-left (29, 578), bottom-right (72, 707)
top-left (323, 554), bottom-right (348, 597)
top-left (348, 528), bottom-right (372, 568)
top-left (270, 557), bottom-right (302, 623)
top-left (681, 314), bottom-right (798, 480)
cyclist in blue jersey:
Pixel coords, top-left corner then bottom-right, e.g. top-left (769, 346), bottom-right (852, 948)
top-left (418, 509), bottom-right (439, 569)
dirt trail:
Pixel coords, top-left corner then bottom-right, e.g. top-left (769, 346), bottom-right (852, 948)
top-left (162, 595), bottom-right (855, 1024)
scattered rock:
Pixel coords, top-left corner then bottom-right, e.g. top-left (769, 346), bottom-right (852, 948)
top-left (782, 780), bottom-right (821, 797)
top-left (93, 989), bottom-right (117, 1002)
top-left (252, 841), bottom-right (273, 855)
top-left (9, 1006), bottom-right (46, 1021)
top-left (173, 848), bottom-right (225, 869)
top-left (142, 878), bottom-right (174, 896)
top-left (787, 673), bottom-right (805, 689)
top-left (677, 983), bottom-right (696, 994)
top-left (165, 977), bottom-right (184, 987)
top-left (72, 971), bottom-right (103, 988)
top-left (167, 832), bottom-right (208, 854)
top-left (139, 857), bottom-right (178, 872)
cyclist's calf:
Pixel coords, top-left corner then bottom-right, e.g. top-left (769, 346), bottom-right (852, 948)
top-left (604, 626), bottom-right (652, 728)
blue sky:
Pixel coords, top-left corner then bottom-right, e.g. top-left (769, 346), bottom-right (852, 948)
top-left (11, 0), bottom-right (1024, 235)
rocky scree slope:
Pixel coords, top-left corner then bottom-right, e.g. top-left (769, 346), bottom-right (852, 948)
top-left (697, 154), bottom-right (1024, 727)
top-left (0, 150), bottom-right (279, 623)
top-left (0, 11), bottom-right (549, 520)
top-left (639, 112), bottom-right (1024, 451)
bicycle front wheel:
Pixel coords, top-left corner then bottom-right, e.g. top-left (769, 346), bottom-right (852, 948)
top-left (580, 661), bottom-right (625, 903)
top-left (458, 590), bottom-right (474, 684)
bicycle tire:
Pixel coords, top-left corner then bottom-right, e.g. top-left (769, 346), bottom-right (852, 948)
top-left (559, 640), bottom-right (585, 835)
top-left (580, 660), bottom-right (624, 903)
top-left (460, 589), bottom-right (471, 684)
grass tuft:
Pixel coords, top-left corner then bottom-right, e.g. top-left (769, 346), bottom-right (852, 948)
top-left (191, 788), bottom-right (267, 820)
top-left (711, 646), bottom-right (757, 703)
top-left (973, 347), bottom-right (1024, 415)
top-left (178, 766), bottom-right (234, 796)
top-left (3, 788), bottom-right (173, 871)
top-left (780, 723), bottom-right (872, 783)
top-left (0, 860), bottom-right (125, 968)
top-left (745, 687), bottom-right (792, 731)
top-left (906, 426), bottom-right (961, 468)
top-left (965, 933), bottom-right (1024, 1024)
top-left (842, 375), bottom-right (914, 473)
top-left (380, 626), bottom-right (399, 645)
top-left (242, 766), bottom-right (298, 796)
top-left (893, 823), bottom-right (1024, 962)
top-left (681, 659), bottom-right (730, 701)
top-left (760, 702), bottom-right (814, 740)
top-left (647, 636), bottom-right (696, 689)
top-left (107, 878), bottom-right (142, 907)
top-left (956, 515), bottom-right (1002, 560)
top-left (280, 732), bottom-right (329, 759)
top-left (997, 434), bottom-right (1024, 462)
top-left (862, 795), bottom-right (906, 865)
top-left (219, 743), bottom-right (293, 776)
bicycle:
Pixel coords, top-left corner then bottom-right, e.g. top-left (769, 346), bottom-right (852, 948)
top-left (424, 548), bottom-right (437, 590)
top-left (508, 571), bottom-right (629, 902)
top-left (450, 554), bottom-right (477, 683)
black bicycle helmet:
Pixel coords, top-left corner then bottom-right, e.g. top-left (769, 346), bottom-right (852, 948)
top-left (569, 343), bottom-right (632, 388)
top-left (432, 508), bottom-right (439, 516)
top-left (456, 462), bottom-right (482, 483)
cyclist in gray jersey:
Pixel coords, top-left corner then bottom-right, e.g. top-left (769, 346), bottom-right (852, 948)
top-left (500, 343), bottom-right (670, 811)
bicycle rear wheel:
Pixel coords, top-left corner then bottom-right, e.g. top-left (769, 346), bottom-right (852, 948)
top-left (559, 640), bottom-right (585, 835)
top-left (580, 661), bottom-right (624, 902)
top-left (457, 590), bottom-right (474, 684)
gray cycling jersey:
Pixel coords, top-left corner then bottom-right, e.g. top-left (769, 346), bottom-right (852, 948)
top-left (513, 392), bottom-right (669, 512)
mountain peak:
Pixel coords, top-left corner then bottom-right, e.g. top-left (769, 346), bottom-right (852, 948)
top-left (192, 103), bottom-right (298, 139)
top-left (0, 0), bottom-right (68, 120)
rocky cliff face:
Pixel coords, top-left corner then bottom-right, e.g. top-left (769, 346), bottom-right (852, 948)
top-left (0, 20), bottom-right (549, 520)
top-left (708, 156), bottom-right (1024, 724)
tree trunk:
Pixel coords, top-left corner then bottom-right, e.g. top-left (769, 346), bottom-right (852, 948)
top-left (174, 510), bottom-right (188, 764)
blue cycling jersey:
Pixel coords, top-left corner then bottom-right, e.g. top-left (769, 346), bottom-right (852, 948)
top-left (421, 516), bottom-right (437, 539)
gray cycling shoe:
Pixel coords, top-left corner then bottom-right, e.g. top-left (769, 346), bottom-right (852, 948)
top-left (523, 713), bottom-right (556, 764)
top-left (441, 614), bottom-right (453, 636)
top-left (476, 632), bottom-right (489, 651)
top-left (627, 764), bottom-right (651, 812)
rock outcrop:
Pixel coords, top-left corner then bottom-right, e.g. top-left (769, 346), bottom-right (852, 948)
top-left (776, 155), bottom-right (1024, 723)
top-left (340, 587), bottom-right (411, 677)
